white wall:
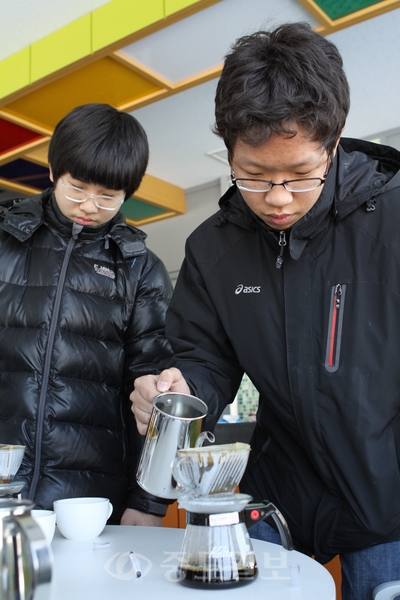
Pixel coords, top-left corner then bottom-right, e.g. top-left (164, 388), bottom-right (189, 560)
top-left (140, 179), bottom-right (221, 279)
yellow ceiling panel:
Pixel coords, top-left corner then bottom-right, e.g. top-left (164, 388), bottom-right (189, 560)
top-left (136, 173), bottom-right (186, 213)
top-left (92, 0), bottom-right (164, 52)
top-left (0, 48), bottom-right (30, 101)
top-left (165, 0), bottom-right (207, 16)
top-left (3, 57), bottom-right (163, 130)
top-left (23, 142), bottom-right (50, 167)
top-left (30, 15), bottom-right (91, 83)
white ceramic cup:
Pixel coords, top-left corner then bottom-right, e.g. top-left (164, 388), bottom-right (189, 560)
top-left (53, 497), bottom-right (113, 540)
top-left (31, 509), bottom-right (56, 545)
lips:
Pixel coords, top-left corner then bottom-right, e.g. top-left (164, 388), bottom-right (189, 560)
top-left (265, 213), bottom-right (293, 226)
top-left (74, 217), bottom-right (96, 226)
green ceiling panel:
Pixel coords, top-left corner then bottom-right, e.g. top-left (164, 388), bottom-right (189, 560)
top-left (121, 197), bottom-right (169, 221)
top-left (315, 0), bottom-right (382, 20)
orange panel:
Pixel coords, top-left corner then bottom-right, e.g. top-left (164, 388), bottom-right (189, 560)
top-left (324, 555), bottom-right (342, 599)
top-left (4, 58), bottom-right (163, 130)
top-left (162, 502), bottom-right (179, 528)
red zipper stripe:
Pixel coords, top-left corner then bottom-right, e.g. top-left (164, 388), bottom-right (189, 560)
top-left (326, 284), bottom-right (343, 371)
top-left (327, 301), bottom-right (338, 368)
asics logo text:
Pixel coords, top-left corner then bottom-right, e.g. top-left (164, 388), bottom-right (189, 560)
top-left (235, 284), bottom-right (261, 294)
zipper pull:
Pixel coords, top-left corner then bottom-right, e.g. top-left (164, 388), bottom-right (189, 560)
top-left (276, 231), bottom-right (287, 269)
top-left (72, 222), bottom-right (83, 240)
top-left (334, 283), bottom-right (342, 308)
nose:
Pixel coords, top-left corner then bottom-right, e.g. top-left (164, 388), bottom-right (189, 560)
top-left (79, 195), bottom-right (99, 214)
top-left (263, 185), bottom-right (293, 208)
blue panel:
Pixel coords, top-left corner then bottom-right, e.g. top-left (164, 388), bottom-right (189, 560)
top-left (0, 159), bottom-right (52, 190)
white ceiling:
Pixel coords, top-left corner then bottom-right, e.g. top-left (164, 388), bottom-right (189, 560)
top-left (1, 0), bottom-right (400, 191)
top-left (121, 0), bottom-right (317, 82)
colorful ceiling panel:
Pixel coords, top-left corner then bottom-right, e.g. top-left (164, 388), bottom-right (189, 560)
top-left (121, 198), bottom-right (172, 223)
top-left (0, 159), bottom-right (52, 192)
top-left (0, 118), bottom-right (46, 155)
top-left (2, 58), bottom-right (164, 131)
top-left (299, 0), bottom-right (400, 31)
top-left (317, 1), bottom-right (385, 20)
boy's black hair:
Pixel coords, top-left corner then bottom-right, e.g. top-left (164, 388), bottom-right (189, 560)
top-left (214, 22), bottom-right (350, 160)
top-left (48, 103), bottom-right (149, 199)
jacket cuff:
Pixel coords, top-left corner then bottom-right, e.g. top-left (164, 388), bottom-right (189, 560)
top-left (126, 488), bottom-right (174, 517)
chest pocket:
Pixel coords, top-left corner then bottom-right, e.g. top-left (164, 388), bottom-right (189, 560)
top-left (325, 283), bottom-right (346, 372)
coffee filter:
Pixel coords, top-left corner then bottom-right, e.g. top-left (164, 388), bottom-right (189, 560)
top-left (175, 442), bottom-right (251, 495)
top-left (181, 442), bottom-right (250, 454)
top-left (0, 445), bottom-right (25, 484)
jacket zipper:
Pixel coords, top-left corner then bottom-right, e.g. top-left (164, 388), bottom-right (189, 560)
top-left (325, 283), bottom-right (346, 372)
top-left (28, 225), bottom-right (82, 499)
top-left (276, 231), bottom-right (286, 269)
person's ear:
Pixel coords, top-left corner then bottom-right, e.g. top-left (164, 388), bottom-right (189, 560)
top-left (48, 166), bottom-right (54, 183)
top-left (332, 126), bottom-right (345, 157)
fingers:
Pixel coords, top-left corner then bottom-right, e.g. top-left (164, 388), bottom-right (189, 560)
top-left (130, 369), bottom-right (191, 435)
top-left (156, 368), bottom-right (191, 394)
top-left (130, 374), bottom-right (158, 434)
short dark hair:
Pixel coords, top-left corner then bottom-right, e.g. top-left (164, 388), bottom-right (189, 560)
top-left (214, 22), bottom-right (350, 159)
top-left (48, 103), bottom-right (149, 199)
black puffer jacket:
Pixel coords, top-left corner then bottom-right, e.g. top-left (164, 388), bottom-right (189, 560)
top-left (167, 138), bottom-right (400, 562)
top-left (0, 189), bottom-right (173, 519)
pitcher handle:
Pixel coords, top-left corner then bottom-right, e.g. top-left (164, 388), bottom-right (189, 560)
top-left (3, 513), bottom-right (53, 600)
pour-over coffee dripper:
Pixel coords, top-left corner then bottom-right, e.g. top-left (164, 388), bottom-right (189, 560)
top-left (172, 442), bottom-right (251, 496)
top-left (0, 444), bottom-right (26, 497)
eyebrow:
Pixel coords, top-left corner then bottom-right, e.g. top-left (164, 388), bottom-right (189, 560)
top-left (237, 157), bottom-right (321, 170)
top-left (68, 178), bottom-right (121, 195)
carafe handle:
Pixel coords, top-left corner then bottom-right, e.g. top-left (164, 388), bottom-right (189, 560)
top-left (244, 501), bottom-right (293, 551)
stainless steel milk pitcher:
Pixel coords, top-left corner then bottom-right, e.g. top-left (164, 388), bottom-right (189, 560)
top-left (136, 392), bottom-right (210, 498)
top-left (0, 498), bottom-right (52, 600)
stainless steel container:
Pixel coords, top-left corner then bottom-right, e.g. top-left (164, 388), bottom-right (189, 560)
top-left (0, 498), bottom-right (52, 600)
top-left (136, 392), bottom-right (208, 498)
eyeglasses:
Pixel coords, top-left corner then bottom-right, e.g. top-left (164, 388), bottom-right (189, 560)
top-left (61, 178), bottom-right (125, 211)
top-left (232, 176), bottom-right (326, 193)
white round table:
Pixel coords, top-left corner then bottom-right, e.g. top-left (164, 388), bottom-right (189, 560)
top-left (49, 525), bottom-right (335, 599)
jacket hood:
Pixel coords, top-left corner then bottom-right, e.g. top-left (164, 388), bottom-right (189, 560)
top-left (0, 188), bottom-right (147, 258)
top-left (218, 137), bottom-right (400, 260)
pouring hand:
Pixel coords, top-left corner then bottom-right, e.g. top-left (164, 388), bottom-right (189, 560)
top-left (130, 368), bottom-right (190, 434)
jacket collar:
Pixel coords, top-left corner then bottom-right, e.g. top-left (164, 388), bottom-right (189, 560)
top-left (0, 188), bottom-right (147, 258)
top-left (218, 137), bottom-right (400, 260)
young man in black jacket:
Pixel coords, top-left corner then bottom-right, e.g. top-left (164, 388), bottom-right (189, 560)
top-left (0, 103), bottom-right (173, 525)
top-left (130, 22), bottom-right (400, 599)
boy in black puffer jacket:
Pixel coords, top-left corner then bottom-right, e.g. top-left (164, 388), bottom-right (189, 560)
top-left (0, 103), bottom-right (172, 525)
